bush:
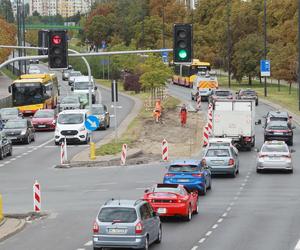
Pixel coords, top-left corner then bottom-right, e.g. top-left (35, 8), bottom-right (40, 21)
top-left (123, 73), bottom-right (141, 93)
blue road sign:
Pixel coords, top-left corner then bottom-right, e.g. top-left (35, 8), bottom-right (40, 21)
top-left (84, 115), bottom-right (100, 131)
top-left (260, 60), bottom-right (271, 77)
top-left (102, 40), bottom-right (106, 49)
top-left (161, 49), bottom-right (168, 58)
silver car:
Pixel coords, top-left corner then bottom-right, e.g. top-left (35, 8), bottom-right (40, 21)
top-left (58, 96), bottom-right (82, 112)
top-left (202, 145), bottom-right (239, 177)
top-left (93, 199), bottom-right (162, 249)
top-left (256, 141), bottom-right (293, 173)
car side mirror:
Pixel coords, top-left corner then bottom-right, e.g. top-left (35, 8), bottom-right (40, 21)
top-left (94, 86), bottom-right (98, 90)
top-left (255, 119), bottom-right (262, 125)
top-left (144, 189), bottom-right (149, 193)
top-left (8, 86), bottom-right (11, 93)
top-left (289, 116), bottom-right (293, 119)
top-left (71, 87), bottom-right (74, 91)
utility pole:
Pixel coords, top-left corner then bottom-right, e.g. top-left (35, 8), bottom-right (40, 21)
top-left (298, 0), bottom-right (300, 110)
top-left (263, 0), bottom-right (267, 97)
top-left (227, 0), bottom-right (231, 88)
top-left (162, 0), bottom-right (166, 48)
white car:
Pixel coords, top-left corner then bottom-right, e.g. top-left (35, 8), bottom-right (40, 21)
top-left (54, 109), bottom-right (91, 145)
top-left (28, 65), bottom-right (41, 74)
top-left (207, 137), bottom-right (238, 154)
top-left (71, 76), bottom-right (97, 104)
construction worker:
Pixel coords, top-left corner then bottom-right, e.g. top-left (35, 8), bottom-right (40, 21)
top-left (153, 99), bottom-right (162, 123)
top-left (180, 104), bottom-right (187, 127)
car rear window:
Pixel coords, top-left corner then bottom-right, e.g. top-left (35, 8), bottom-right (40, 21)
top-left (169, 165), bottom-right (198, 172)
top-left (269, 117), bottom-right (288, 122)
top-left (209, 142), bottom-right (230, 147)
top-left (98, 207), bottom-right (137, 223)
top-left (241, 90), bottom-right (256, 95)
top-left (261, 145), bottom-right (288, 153)
top-left (206, 149), bottom-right (230, 157)
top-left (215, 91), bottom-right (230, 96)
top-left (153, 187), bottom-right (181, 194)
top-left (267, 125), bottom-right (289, 130)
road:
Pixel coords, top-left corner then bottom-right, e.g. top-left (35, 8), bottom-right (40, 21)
top-left (0, 82), bottom-right (300, 250)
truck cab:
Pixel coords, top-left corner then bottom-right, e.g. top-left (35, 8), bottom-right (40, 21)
top-left (191, 72), bottom-right (218, 101)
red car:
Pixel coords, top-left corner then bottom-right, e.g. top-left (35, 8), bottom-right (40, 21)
top-left (32, 109), bottom-right (56, 131)
top-left (143, 183), bottom-right (199, 221)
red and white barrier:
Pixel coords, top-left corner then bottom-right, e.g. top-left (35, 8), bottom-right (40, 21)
top-left (33, 180), bottom-right (41, 213)
top-left (203, 125), bottom-right (209, 147)
top-left (208, 103), bottom-right (213, 112)
top-left (60, 137), bottom-right (68, 165)
top-left (196, 95), bottom-right (201, 110)
top-left (121, 144), bottom-right (127, 165)
top-left (162, 139), bottom-right (168, 161)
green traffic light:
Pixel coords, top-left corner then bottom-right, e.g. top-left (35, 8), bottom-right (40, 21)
top-left (178, 49), bottom-right (187, 59)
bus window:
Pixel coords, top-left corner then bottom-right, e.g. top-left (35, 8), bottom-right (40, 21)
top-left (12, 83), bottom-right (43, 106)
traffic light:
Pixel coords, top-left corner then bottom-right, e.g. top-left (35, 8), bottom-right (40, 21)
top-left (38, 30), bottom-right (49, 55)
top-left (173, 24), bottom-right (193, 63)
top-left (48, 30), bottom-right (68, 69)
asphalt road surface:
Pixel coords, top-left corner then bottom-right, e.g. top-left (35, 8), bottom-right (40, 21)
top-left (0, 82), bottom-right (300, 250)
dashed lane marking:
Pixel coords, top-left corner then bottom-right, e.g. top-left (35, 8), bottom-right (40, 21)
top-left (191, 246), bottom-right (198, 250)
top-left (294, 239), bottom-right (300, 250)
top-left (226, 207), bottom-right (232, 212)
top-left (84, 241), bottom-right (92, 246)
top-left (199, 238), bottom-right (206, 244)
top-left (0, 164), bottom-right (4, 167)
top-left (212, 224), bottom-right (218, 229)
top-left (205, 231), bottom-right (212, 237)
top-left (222, 212), bottom-right (228, 217)
top-left (217, 218), bottom-right (223, 223)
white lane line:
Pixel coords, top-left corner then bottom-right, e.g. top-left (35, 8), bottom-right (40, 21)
top-left (239, 187), bottom-right (244, 190)
top-left (5, 161), bottom-right (11, 164)
top-left (76, 248), bottom-right (85, 250)
top-left (222, 212), bottom-right (228, 217)
top-left (217, 218), bottom-right (223, 223)
top-left (294, 239), bottom-right (300, 250)
top-left (206, 231), bottom-right (212, 237)
top-left (0, 164), bottom-right (4, 167)
top-left (230, 202), bottom-right (235, 206)
top-left (191, 246), bottom-right (198, 250)
top-left (84, 241), bottom-right (92, 246)
top-left (199, 238), bottom-right (206, 244)
top-left (10, 158), bottom-right (16, 161)
top-left (241, 183), bottom-right (246, 186)
top-left (16, 155), bottom-right (22, 158)
top-left (234, 196), bottom-right (238, 200)
top-left (212, 224), bottom-right (218, 229)
top-left (226, 207), bottom-right (232, 212)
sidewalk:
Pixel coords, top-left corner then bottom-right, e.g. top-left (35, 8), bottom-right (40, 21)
top-left (0, 217), bottom-right (26, 242)
top-left (0, 74), bottom-right (12, 98)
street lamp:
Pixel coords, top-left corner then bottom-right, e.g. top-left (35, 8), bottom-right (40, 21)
top-left (227, 0), bottom-right (231, 88)
top-left (298, 0), bottom-right (300, 110)
top-left (162, 0), bottom-right (166, 48)
top-left (263, 0), bottom-right (267, 97)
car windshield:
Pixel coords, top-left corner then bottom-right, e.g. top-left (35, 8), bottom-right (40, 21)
top-left (261, 145), bottom-right (288, 153)
top-left (4, 120), bottom-right (26, 129)
top-left (169, 165), bottom-right (198, 172)
top-left (91, 106), bottom-right (105, 114)
top-left (34, 110), bottom-right (54, 118)
top-left (269, 117), bottom-right (288, 122)
top-left (209, 142), bottom-right (230, 147)
top-left (61, 97), bottom-right (79, 104)
top-left (0, 108), bottom-right (18, 116)
top-left (267, 124), bottom-right (289, 130)
top-left (241, 90), bottom-right (256, 95)
top-left (98, 207), bottom-right (137, 223)
top-left (70, 72), bottom-right (81, 77)
top-left (215, 91), bottom-right (230, 96)
top-left (57, 114), bottom-right (83, 124)
top-left (74, 81), bottom-right (89, 90)
top-left (206, 149), bottom-right (230, 157)
top-left (12, 82), bottom-right (44, 106)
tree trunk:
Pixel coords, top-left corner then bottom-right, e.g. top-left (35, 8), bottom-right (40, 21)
top-left (248, 75), bottom-right (252, 85)
top-left (289, 82), bottom-right (292, 95)
top-left (277, 79), bottom-right (280, 92)
top-left (259, 76), bottom-right (262, 84)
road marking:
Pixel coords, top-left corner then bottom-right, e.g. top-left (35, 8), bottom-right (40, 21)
top-left (239, 187), bottom-right (244, 190)
top-left (5, 160), bottom-right (11, 164)
top-left (16, 155), bottom-right (22, 158)
top-left (0, 164), bottom-right (4, 167)
top-left (226, 207), bottom-right (231, 212)
top-left (241, 183), bottom-right (246, 186)
top-left (212, 224), bottom-right (218, 229)
top-left (230, 202), bottom-right (234, 206)
top-left (217, 218), bottom-right (223, 223)
top-left (206, 231), bottom-right (212, 236)
top-left (76, 248), bottom-right (85, 250)
top-left (234, 196), bottom-right (238, 200)
top-left (191, 246), bottom-right (198, 250)
top-left (222, 212), bottom-right (227, 217)
top-left (84, 241), bottom-right (92, 246)
top-left (199, 238), bottom-right (206, 244)
top-left (10, 158), bottom-right (16, 161)
top-left (294, 239), bottom-right (300, 250)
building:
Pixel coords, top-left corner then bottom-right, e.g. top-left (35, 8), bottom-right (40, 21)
top-left (177, 0), bottom-right (199, 10)
top-left (29, 0), bottom-right (57, 16)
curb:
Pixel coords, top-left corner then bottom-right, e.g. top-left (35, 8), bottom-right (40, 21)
top-left (0, 218), bottom-right (26, 242)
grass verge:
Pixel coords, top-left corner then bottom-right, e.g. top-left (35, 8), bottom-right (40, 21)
top-left (218, 76), bottom-right (300, 115)
top-left (0, 68), bottom-right (18, 80)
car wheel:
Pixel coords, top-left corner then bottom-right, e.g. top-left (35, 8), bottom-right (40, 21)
top-left (32, 134), bottom-right (35, 142)
top-left (288, 169), bottom-right (293, 174)
top-left (185, 206), bottom-right (192, 221)
top-left (25, 136), bottom-right (30, 144)
top-left (140, 236), bottom-right (149, 250)
top-left (155, 225), bottom-right (162, 244)
top-left (84, 135), bottom-right (90, 144)
top-left (288, 139), bottom-right (293, 146)
top-left (107, 119), bottom-right (110, 128)
top-left (93, 247), bottom-right (103, 250)
top-left (231, 170), bottom-right (237, 178)
top-left (207, 178), bottom-right (212, 190)
top-left (102, 122), bottom-right (107, 130)
top-left (55, 141), bottom-right (59, 146)
top-left (0, 149), bottom-right (4, 160)
top-left (7, 146), bottom-right (12, 156)
top-left (193, 201), bottom-right (199, 215)
top-left (256, 100), bottom-right (258, 106)
top-left (256, 169), bottom-right (261, 173)
top-left (201, 184), bottom-right (207, 196)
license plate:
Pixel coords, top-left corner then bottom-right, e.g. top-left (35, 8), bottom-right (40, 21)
top-left (274, 132), bottom-right (283, 135)
top-left (38, 125), bottom-right (46, 128)
top-left (8, 137), bottom-right (17, 140)
top-left (268, 157), bottom-right (280, 161)
top-left (108, 228), bottom-right (127, 234)
top-left (157, 208), bottom-right (167, 214)
top-left (178, 179), bottom-right (189, 182)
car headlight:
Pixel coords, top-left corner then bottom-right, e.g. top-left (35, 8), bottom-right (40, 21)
top-left (21, 130), bottom-right (26, 135)
top-left (79, 125), bottom-right (85, 131)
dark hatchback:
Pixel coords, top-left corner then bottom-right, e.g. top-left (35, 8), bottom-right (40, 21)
top-left (3, 119), bottom-right (35, 144)
top-left (0, 132), bottom-right (12, 160)
top-left (264, 121), bottom-right (294, 146)
top-left (236, 89), bottom-right (258, 106)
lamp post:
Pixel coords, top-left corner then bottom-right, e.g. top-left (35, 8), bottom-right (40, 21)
top-left (263, 0), bottom-right (267, 97)
top-left (298, 0), bottom-right (300, 110)
top-left (227, 0), bottom-right (231, 88)
top-left (162, 0), bottom-right (166, 48)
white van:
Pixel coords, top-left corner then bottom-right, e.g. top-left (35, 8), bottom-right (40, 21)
top-left (54, 109), bottom-right (91, 145)
top-left (71, 76), bottom-right (97, 104)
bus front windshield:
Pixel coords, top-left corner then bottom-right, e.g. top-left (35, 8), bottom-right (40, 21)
top-left (12, 83), bottom-right (44, 106)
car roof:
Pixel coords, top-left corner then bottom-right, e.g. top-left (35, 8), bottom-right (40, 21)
top-left (208, 137), bottom-right (232, 143)
top-left (170, 159), bottom-right (201, 165)
top-left (268, 111), bottom-right (288, 117)
top-left (5, 118), bottom-right (26, 123)
top-left (73, 76), bottom-right (94, 82)
top-left (102, 199), bottom-right (145, 208)
top-left (206, 145), bottom-right (231, 150)
top-left (59, 109), bottom-right (89, 115)
top-left (263, 140), bottom-right (287, 146)
top-left (267, 120), bottom-right (289, 126)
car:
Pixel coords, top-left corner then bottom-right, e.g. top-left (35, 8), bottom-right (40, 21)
top-left (202, 145), bottom-right (239, 177)
top-left (264, 110), bottom-right (293, 128)
top-left (32, 109), bottom-right (56, 131)
top-left (91, 104), bottom-right (110, 130)
top-left (143, 184), bottom-right (198, 221)
top-left (28, 65), bottom-right (41, 74)
top-left (208, 137), bottom-right (238, 155)
top-left (62, 66), bottom-right (73, 81)
top-left (209, 89), bottom-right (233, 103)
top-left (0, 107), bottom-right (23, 123)
top-left (236, 89), bottom-right (258, 106)
top-left (71, 76), bottom-right (97, 104)
top-left (29, 59), bottom-right (39, 64)
top-left (74, 93), bottom-right (90, 109)
top-left (3, 119), bottom-right (35, 144)
top-left (54, 109), bottom-right (91, 145)
top-left (163, 159), bottom-right (212, 195)
top-left (0, 132), bottom-right (12, 160)
top-left (68, 71), bottom-right (82, 86)
top-left (264, 120), bottom-right (294, 146)
top-left (58, 95), bottom-right (82, 112)
top-left (256, 141), bottom-right (293, 173)
top-left (93, 199), bottom-right (162, 250)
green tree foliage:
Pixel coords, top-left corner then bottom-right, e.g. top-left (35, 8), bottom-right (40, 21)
top-left (0, 0), bottom-right (14, 23)
top-left (0, 17), bottom-right (16, 64)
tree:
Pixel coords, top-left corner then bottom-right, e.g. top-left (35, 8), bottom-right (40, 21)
top-left (0, 0), bottom-right (14, 23)
top-left (0, 18), bottom-right (16, 64)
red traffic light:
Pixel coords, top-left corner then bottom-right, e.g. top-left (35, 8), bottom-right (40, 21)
top-left (52, 35), bottom-right (62, 45)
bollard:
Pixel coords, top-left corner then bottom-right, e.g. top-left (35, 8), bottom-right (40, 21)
top-left (33, 181), bottom-right (41, 213)
top-left (162, 139), bottom-right (168, 161)
top-left (60, 137), bottom-right (68, 164)
top-left (90, 142), bottom-right (96, 160)
top-left (120, 144), bottom-right (127, 165)
top-left (0, 194), bottom-right (3, 222)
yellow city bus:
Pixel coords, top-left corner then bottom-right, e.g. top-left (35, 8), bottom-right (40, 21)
top-left (172, 59), bottom-right (211, 88)
top-left (9, 73), bottom-right (59, 115)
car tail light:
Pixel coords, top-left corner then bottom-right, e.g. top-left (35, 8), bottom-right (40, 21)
top-left (93, 221), bottom-right (99, 233)
top-left (135, 221), bottom-right (143, 234)
top-left (192, 173), bottom-right (203, 177)
top-left (284, 154), bottom-right (291, 159)
top-left (258, 153), bottom-right (267, 158)
top-left (165, 173), bottom-right (175, 177)
top-left (229, 159), bottom-right (235, 165)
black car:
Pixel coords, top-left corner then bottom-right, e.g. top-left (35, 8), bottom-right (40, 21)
top-left (0, 107), bottom-right (23, 123)
top-left (0, 132), bottom-right (12, 160)
top-left (264, 121), bottom-right (294, 146)
top-left (209, 89), bottom-right (234, 103)
top-left (264, 110), bottom-right (292, 128)
top-left (236, 89), bottom-right (258, 106)
top-left (3, 119), bottom-right (35, 144)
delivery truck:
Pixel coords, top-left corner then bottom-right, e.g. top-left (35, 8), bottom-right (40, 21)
top-left (212, 100), bottom-right (258, 150)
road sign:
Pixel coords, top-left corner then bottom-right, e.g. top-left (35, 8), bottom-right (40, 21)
top-left (84, 115), bottom-right (100, 131)
top-left (102, 40), bottom-right (106, 49)
top-left (260, 60), bottom-right (270, 77)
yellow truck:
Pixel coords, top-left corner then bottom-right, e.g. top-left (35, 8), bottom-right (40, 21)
top-left (191, 73), bottom-right (219, 101)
